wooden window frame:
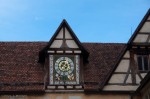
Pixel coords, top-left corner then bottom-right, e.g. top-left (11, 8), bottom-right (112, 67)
top-left (137, 55), bottom-right (149, 71)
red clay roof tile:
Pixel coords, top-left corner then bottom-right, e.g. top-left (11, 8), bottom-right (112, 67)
top-left (0, 42), bottom-right (126, 92)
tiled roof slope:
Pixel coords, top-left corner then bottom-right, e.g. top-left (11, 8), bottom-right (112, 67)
top-left (0, 42), bottom-right (47, 93)
top-left (0, 42), bottom-right (126, 92)
top-left (82, 43), bottom-right (126, 90)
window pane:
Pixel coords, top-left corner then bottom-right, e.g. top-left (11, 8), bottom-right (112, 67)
top-left (144, 56), bottom-right (149, 70)
top-left (137, 57), bottom-right (142, 70)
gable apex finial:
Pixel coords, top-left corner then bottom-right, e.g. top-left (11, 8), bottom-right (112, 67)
top-left (60, 19), bottom-right (68, 24)
top-left (62, 19), bottom-right (67, 22)
top-left (58, 19), bottom-right (69, 27)
top-left (61, 19), bottom-right (69, 26)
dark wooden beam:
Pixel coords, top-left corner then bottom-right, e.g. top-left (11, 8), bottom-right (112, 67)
top-left (130, 51), bottom-right (136, 84)
top-left (114, 72), bottom-right (130, 74)
top-left (108, 83), bottom-right (139, 85)
top-left (138, 32), bottom-right (150, 35)
top-left (122, 58), bottom-right (130, 60)
top-left (123, 65), bottom-right (131, 85)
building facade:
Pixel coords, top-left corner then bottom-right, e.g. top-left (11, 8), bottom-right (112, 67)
top-left (0, 9), bottom-right (150, 99)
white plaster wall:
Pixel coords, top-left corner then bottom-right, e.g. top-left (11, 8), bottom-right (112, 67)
top-left (136, 74), bottom-right (141, 84)
top-left (133, 34), bottom-right (148, 43)
top-left (126, 74), bottom-right (132, 83)
top-left (141, 73), bottom-right (147, 78)
top-left (48, 51), bottom-right (55, 53)
top-left (65, 51), bottom-right (73, 53)
top-left (115, 60), bottom-right (129, 72)
top-left (50, 40), bottom-right (63, 48)
top-left (65, 28), bottom-right (72, 39)
top-left (69, 96), bottom-right (82, 99)
top-left (103, 85), bottom-right (138, 91)
top-left (123, 51), bottom-right (130, 58)
top-left (139, 22), bottom-right (150, 32)
top-left (148, 16), bottom-right (150, 20)
top-left (66, 40), bottom-right (79, 48)
top-left (74, 50), bottom-right (81, 53)
top-left (57, 51), bottom-right (63, 53)
top-left (56, 28), bottom-right (63, 39)
top-left (108, 74), bottom-right (126, 83)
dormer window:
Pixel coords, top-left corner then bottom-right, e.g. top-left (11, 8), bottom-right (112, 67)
top-left (44, 20), bottom-right (88, 91)
top-left (137, 55), bottom-right (149, 71)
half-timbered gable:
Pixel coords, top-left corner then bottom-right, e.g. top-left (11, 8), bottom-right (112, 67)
top-left (39, 20), bottom-right (89, 92)
top-left (103, 9), bottom-right (150, 92)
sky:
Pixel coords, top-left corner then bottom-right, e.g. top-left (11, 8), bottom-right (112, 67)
top-left (0, 0), bottom-right (150, 43)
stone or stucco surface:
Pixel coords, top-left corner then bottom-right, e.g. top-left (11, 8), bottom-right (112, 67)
top-left (0, 93), bottom-right (141, 99)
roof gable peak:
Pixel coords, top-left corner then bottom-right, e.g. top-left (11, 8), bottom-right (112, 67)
top-left (128, 9), bottom-right (150, 44)
top-left (39, 19), bottom-right (89, 63)
top-left (48, 19), bottom-right (81, 49)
